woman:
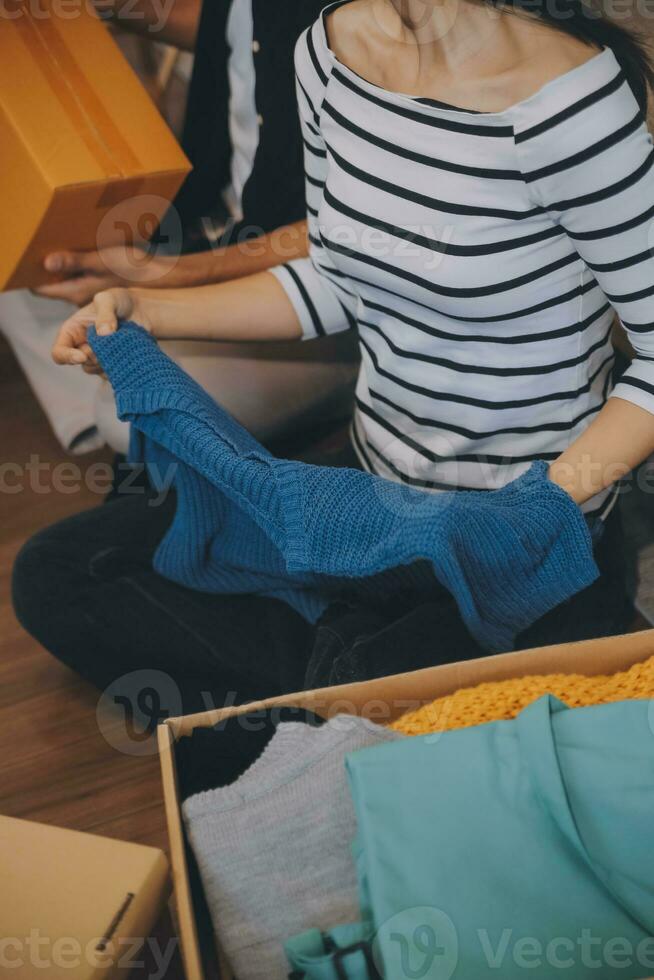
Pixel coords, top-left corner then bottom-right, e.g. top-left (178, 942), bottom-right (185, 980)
top-left (14, 0), bottom-right (654, 708)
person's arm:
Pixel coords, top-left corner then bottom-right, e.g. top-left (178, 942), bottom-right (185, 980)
top-left (94, 0), bottom-right (200, 50)
top-left (122, 274), bottom-right (305, 342)
top-left (52, 21), bottom-right (357, 370)
top-left (514, 70), bottom-right (654, 505)
top-left (51, 272), bottom-right (303, 368)
top-left (266, 23), bottom-right (359, 340)
top-left (35, 220), bottom-right (309, 307)
top-left (51, 26), bottom-right (358, 370)
top-left (549, 399), bottom-right (654, 503)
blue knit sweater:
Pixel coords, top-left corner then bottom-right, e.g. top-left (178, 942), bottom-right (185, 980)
top-left (90, 323), bottom-right (599, 652)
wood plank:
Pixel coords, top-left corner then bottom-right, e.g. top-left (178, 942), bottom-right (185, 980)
top-left (0, 336), bottom-right (182, 976)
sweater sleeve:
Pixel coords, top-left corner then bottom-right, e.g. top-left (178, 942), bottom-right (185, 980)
top-left (514, 60), bottom-right (654, 416)
top-left (270, 24), bottom-right (358, 340)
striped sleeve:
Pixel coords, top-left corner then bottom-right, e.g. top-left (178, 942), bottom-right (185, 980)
top-left (514, 70), bottom-right (654, 416)
top-left (270, 24), bottom-right (357, 340)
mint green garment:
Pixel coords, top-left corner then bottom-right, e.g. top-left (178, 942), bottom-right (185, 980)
top-left (286, 697), bottom-right (654, 979)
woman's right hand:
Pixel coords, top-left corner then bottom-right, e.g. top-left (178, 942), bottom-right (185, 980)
top-left (51, 287), bottom-right (151, 373)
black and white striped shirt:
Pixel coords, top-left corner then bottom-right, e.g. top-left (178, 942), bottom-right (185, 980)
top-left (272, 5), bottom-right (654, 510)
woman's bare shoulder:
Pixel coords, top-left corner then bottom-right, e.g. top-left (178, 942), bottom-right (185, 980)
top-left (324, 0), bottom-right (376, 64)
top-left (503, 15), bottom-right (602, 95)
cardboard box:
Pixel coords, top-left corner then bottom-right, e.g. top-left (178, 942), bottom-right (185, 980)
top-left (0, 815), bottom-right (171, 978)
top-left (0, 0), bottom-right (191, 292)
top-left (158, 628), bottom-right (654, 980)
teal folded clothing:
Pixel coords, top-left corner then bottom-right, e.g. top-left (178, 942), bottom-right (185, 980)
top-left (89, 322), bottom-right (598, 652)
top-left (287, 696), bottom-right (654, 979)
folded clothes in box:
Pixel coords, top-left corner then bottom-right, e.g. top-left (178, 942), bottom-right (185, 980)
top-left (289, 696), bottom-right (654, 979)
top-left (158, 630), bottom-right (654, 980)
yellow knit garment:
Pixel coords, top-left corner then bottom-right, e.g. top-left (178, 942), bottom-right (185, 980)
top-left (391, 656), bottom-right (654, 736)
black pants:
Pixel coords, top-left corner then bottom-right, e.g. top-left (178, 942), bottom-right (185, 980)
top-left (12, 465), bottom-right (631, 717)
top-left (12, 489), bottom-right (313, 717)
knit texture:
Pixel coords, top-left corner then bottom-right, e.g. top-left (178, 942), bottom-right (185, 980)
top-left (89, 322), bottom-right (599, 652)
top-left (392, 654), bottom-right (654, 735)
top-left (181, 715), bottom-right (402, 980)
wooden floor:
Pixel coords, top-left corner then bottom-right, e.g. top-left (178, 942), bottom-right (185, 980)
top-left (0, 335), bottom-right (184, 976)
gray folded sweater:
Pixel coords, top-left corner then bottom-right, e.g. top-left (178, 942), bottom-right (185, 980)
top-left (182, 715), bottom-right (403, 980)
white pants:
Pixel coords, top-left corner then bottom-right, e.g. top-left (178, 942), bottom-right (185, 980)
top-left (1, 290), bottom-right (359, 455)
top-left (0, 291), bottom-right (104, 453)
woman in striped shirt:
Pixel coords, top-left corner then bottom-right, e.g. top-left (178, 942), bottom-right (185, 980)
top-left (52, 0), bottom-right (654, 650)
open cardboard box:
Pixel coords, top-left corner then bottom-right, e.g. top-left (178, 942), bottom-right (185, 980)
top-left (158, 628), bottom-right (654, 980)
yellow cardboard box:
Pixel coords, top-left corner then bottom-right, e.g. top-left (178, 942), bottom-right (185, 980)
top-left (0, 0), bottom-right (191, 291)
top-left (0, 815), bottom-right (171, 978)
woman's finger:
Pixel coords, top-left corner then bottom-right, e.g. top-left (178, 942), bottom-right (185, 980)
top-left (52, 319), bottom-right (89, 365)
top-left (82, 362), bottom-right (106, 377)
top-left (79, 343), bottom-right (104, 375)
top-left (94, 289), bottom-right (124, 336)
top-left (51, 303), bottom-right (98, 365)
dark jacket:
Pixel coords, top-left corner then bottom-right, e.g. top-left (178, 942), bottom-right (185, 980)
top-left (175, 0), bottom-right (328, 237)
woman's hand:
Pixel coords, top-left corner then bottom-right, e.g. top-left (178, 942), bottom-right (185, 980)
top-left (51, 287), bottom-right (151, 373)
top-left (548, 397), bottom-right (654, 505)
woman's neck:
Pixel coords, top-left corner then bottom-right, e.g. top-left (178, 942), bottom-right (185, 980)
top-left (377, 0), bottom-right (503, 72)
top-left (327, 0), bottom-right (598, 111)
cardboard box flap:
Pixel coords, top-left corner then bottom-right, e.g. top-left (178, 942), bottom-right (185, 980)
top-left (165, 628), bottom-right (654, 739)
